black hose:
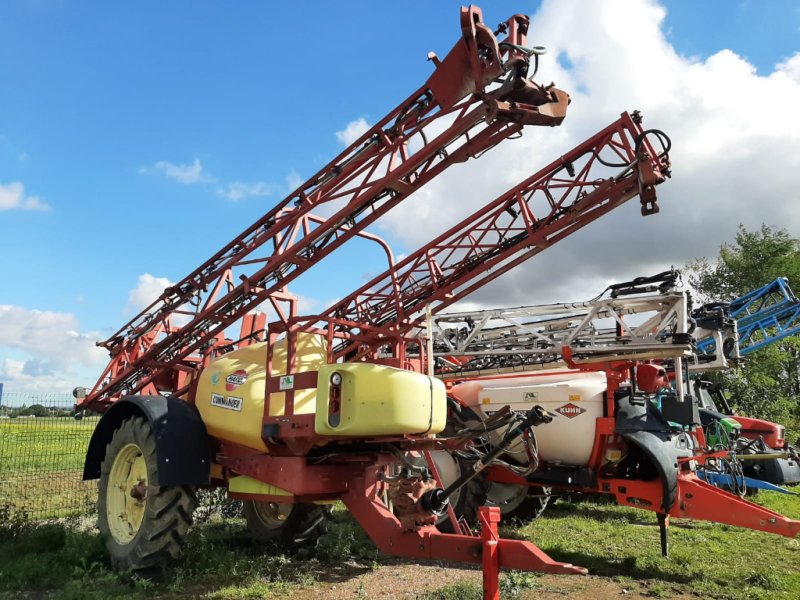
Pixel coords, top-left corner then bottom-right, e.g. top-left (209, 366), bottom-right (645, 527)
top-left (635, 128), bottom-right (672, 157)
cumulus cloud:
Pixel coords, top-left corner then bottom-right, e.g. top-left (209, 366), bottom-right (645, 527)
top-left (336, 117), bottom-right (370, 146)
top-left (0, 358), bottom-right (80, 393)
top-left (285, 169), bottom-right (303, 192)
top-left (0, 306), bottom-right (104, 369)
top-left (216, 180), bottom-right (276, 201)
top-left (140, 158), bottom-right (215, 184)
top-left (375, 0), bottom-right (800, 310)
top-left (126, 273), bottom-right (173, 312)
top-left (0, 181), bottom-right (50, 211)
top-left (776, 53), bottom-right (800, 83)
top-left (0, 306), bottom-right (107, 392)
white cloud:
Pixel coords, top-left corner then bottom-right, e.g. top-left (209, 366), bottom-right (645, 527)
top-left (0, 181), bottom-right (50, 211)
top-left (126, 273), bottom-right (173, 312)
top-left (216, 180), bottom-right (275, 201)
top-left (336, 117), bottom-right (370, 146)
top-left (376, 0), bottom-right (800, 311)
top-left (776, 53), bottom-right (800, 83)
top-left (286, 169), bottom-right (303, 192)
top-left (141, 158), bottom-right (215, 184)
top-left (0, 306), bottom-right (104, 369)
top-left (0, 358), bottom-right (79, 394)
top-left (0, 305), bottom-right (107, 393)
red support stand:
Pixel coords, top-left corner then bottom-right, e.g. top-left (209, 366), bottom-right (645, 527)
top-left (480, 506), bottom-right (501, 600)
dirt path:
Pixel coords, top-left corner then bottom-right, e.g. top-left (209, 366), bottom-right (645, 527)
top-left (288, 560), bottom-right (694, 599)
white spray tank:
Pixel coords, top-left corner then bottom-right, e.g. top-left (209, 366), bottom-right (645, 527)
top-left (450, 370), bottom-right (607, 466)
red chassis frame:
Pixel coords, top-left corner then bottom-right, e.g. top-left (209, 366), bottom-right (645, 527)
top-left (216, 443), bottom-right (587, 577)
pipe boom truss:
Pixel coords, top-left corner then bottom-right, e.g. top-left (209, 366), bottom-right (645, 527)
top-left (81, 6), bottom-right (570, 409)
top-left (430, 291), bottom-right (693, 377)
top-left (292, 111), bottom-right (671, 368)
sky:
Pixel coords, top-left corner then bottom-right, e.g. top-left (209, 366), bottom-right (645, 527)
top-left (1, 0), bottom-right (799, 394)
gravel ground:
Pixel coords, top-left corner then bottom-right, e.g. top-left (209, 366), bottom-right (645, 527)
top-left (288, 559), bottom-right (696, 599)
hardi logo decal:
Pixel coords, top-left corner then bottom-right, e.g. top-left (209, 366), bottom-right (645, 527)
top-left (225, 370), bottom-right (248, 391)
top-left (554, 403), bottom-right (586, 419)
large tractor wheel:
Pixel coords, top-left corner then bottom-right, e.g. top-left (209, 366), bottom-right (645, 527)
top-left (98, 416), bottom-right (197, 573)
top-left (427, 451), bottom-right (487, 534)
top-left (487, 484), bottom-right (552, 522)
top-left (242, 500), bottom-right (330, 546)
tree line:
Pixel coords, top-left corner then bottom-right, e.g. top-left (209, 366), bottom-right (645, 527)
top-left (687, 224), bottom-right (800, 438)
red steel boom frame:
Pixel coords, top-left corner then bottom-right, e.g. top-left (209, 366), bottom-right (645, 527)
top-left (216, 114), bottom-right (672, 593)
top-left (259, 111), bottom-right (670, 453)
top-left (288, 111), bottom-right (669, 368)
top-left (80, 6), bottom-right (569, 410)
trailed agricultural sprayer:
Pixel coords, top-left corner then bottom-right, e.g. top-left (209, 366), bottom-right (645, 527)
top-left (430, 272), bottom-right (800, 554)
top-left (75, 5), bottom-right (675, 594)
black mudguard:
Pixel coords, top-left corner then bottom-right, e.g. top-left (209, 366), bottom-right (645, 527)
top-left (83, 395), bottom-right (211, 486)
top-left (615, 395), bottom-right (692, 512)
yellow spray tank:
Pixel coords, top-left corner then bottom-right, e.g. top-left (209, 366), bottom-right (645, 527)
top-left (196, 333), bottom-right (446, 451)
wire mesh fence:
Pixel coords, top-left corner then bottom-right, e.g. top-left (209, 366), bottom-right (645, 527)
top-left (0, 391), bottom-right (240, 523)
top-left (0, 392), bottom-right (98, 520)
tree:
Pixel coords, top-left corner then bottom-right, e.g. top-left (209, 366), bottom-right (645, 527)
top-left (686, 224), bottom-right (800, 436)
top-left (27, 404), bottom-right (49, 418)
top-left (687, 224), bottom-right (800, 302)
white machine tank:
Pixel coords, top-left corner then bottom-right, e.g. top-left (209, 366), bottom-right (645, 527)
top-left (450, 370), bottom-right (607, 466)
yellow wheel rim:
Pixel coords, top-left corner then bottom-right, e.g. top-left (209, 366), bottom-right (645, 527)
top-left (252, 501), bottom-right (292, 529)
top-left (107, 443), bottom-right (148, 544)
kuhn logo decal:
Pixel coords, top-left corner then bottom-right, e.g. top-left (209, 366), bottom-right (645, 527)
top-left (555, 403), bottom-right (586, 419)
top-left (225, 370), bottom-right (248, 391)
top-left (211, 393), bottom-right (243, 412)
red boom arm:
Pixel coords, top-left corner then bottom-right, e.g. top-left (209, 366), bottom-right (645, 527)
top-left (291, 111), bottom-right (670, 367)
top-left (80, 7), bottom-right (569, 410)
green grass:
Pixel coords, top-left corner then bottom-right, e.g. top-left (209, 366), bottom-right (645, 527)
top-left (0, 417), bottom-right (98, 519)
top-left (0, 416), bottom-right (97, 472)
top-left (0, 517), bottom-right (318, 599)
top-left (419, 580), bottom-right (482, 599)
top-left (2, 415), bottom-right (799, 597)
top-left (510, 492), bottom-right (800, 599)
top-left (419, 571), bottom-right (539, 599)
top-left (3, 493), bottom-right (798, 599)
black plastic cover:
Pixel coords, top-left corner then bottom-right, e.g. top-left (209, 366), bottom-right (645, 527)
top-left (615, 394), bottom-right (693, 512)
top-left (660, 394), bottom-right (701, 427)
top-left (83, 395), bottom-right (211, 486)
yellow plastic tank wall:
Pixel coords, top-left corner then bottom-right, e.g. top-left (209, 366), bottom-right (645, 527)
top-left (314, 363), bottom-right (446, 437)
top-left (195, 333), bottom-right (327, 451)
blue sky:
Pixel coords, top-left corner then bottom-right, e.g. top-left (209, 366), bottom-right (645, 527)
top-left (1, 0), bottom-right (799, 393)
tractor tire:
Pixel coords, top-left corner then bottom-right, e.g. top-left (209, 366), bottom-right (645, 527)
top-left (242, 500), bottom-right (330, 547)
top-left (486, 482), bottom-right (552, 522)
top-left (98, 416), bottom-right (197, 574)
top-left (505, 487), bottom-right (552, 521)
top-left (434, 405), bottom-right (490, 533)
top-left (436, 455), bottom-right (488, 534)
